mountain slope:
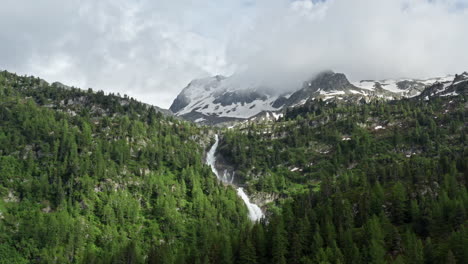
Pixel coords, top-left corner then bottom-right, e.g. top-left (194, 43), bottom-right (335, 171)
top-left (171, 71), bottom-right (458, 125)
top-left (0, 71), bottom-right (250, 263)
top-left (281, 71), bottom-right (374, 107)
top-left (0, 69), bottom-right (467, 263)
top-left (418, 72), bottom-right (468, 99)
top-left (217, 87), bottom-right (467, 263)
top-left (170, 75), bottom-right (283, 125)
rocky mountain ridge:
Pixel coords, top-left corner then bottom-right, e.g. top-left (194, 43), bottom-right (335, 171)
top-left (170, 71), bottom-right (464, 125)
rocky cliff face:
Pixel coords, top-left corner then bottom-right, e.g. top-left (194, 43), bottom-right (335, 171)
top-left (170, 75), bottom-right (226, 113)
top-left (280, 71), bottom-right (371, 107)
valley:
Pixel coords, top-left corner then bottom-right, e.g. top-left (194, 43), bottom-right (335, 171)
top-left (2, 1), bottom-right (468, 263)
top-left (0, 69), bottom-right (466, 263)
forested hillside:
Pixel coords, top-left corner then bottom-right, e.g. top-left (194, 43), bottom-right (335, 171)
top-left (219, 96), bottom-right (467, 263)
top-left (0, 70), bottom-right (467, 263)
top-left (0, 71), bottom-right (250, 263)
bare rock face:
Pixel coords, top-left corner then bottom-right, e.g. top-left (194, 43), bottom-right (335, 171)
top-left (305, 71), bottom-right (353, 92)
top-left (170, 75), bottom-right (226, 113)
top-left (250, 192), bottom-right (281, 208)
top-left (284, 71), bottom-right (363, 107)
top-left (213, 91), bottom-right (268, 106)
top-left (169, 89), bottom-right (192, 113)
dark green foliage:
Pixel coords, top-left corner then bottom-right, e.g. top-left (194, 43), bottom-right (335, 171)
top-left (0, 70), bottom-right (467, 263)
top-left (218, 94), bottom-right (468, 263)
top-left (0, 71), bottom-right (249, 263)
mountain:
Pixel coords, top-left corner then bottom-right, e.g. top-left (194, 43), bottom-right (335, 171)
top-left (171, 71), bottom-right (458, 125)
top-left (169, 75), bottom-right (283, 125)
top-left (0, 70), bottom-right (249, 263)
top-left (1, 69), bottom-right (466, 263)
top-left (278, 71), bottom-right (372, 107)
top-left (417, 71), bottom-right (468, 99)
top-left (217, 89), bottom-right (467, 263)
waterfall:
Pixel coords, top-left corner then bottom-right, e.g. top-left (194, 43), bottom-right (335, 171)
top-left (206, 135), bottom-right (221, 179)
top-left (236, 187), bottom-right (265, 221)
top-left (206, 135), bottom-right (264, 221)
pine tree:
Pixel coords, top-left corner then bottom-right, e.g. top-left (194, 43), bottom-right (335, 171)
top-left (270, 216), bottom-right (287, 264)
top-left (238, 238), bottom-right (257, 264)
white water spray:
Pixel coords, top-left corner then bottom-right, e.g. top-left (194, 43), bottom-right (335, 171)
top-left (236, 187), bottom-right (265, 222)
top-left (206, 135), bottom-right (264, 221)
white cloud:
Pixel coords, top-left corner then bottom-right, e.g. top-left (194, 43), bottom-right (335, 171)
top-left (0, 0), bottom-right (467, 108)
top-left (226, 0), bottom-right (468, 92)
top-left (0, 0), bottom-right (242, 108)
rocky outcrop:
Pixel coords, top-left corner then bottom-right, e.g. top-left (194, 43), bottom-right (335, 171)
top-left (213, 91), bottom-right (268, 106)
top-left (250, 192), bottom-right (281, 208)
top-left (169, 92), bottom-right (191, 113)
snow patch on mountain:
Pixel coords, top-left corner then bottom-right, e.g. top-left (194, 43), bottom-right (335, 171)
top-left (352, 75), bottom-right (454, 97)
top-left (177, 94), bottom-right (279, 119)
top-left (170, 75), bottom-right (284, 122)
top-left (171, 71), bottom-right (465, 125)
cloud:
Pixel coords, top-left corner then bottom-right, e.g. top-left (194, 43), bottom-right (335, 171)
top-left (0, 0), bottom-right (467, 107)
top-left (226, 0), bottom-right (468, 92)
top-left (0, 0), bottom-right (244, 108)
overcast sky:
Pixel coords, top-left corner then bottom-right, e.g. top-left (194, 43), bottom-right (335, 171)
top-left (1, 0), bottom-right (467, 108)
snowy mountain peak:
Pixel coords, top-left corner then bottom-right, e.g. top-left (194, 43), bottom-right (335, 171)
top-left (169, 75), bottom-right (282, 125)
top-left (169, 75), bottom-right (226, 113)
top-left (282, 71), bottom-right (360, 107)
top-left (418, 72), bottom-right (468, 99)
top-left (170, 72), bottom-right (465, 125)
top-left (352, 75), bottom-right (455, 98)
top-left (305, 71), bottom-right (352, 92)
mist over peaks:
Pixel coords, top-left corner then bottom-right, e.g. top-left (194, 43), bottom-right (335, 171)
top-left (224, 0), bottom-right (468, 93)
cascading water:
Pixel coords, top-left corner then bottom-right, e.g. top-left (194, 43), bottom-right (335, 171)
top-left (206, 134), bottom-right (264, 221)
top-left (236, 187), bottom-right (264, 222)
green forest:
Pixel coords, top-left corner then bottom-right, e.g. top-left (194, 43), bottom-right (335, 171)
top-left (0, 70), bottom-right (467, 263)
top-left (219, 97), bottom-right (467, 263)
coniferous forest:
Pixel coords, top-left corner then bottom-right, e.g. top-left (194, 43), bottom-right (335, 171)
top-left (0, 70), bottom-right (467, 263)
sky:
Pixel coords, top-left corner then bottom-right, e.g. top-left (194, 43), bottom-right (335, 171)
top-left (1, 0), bottom-right (467, 108)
